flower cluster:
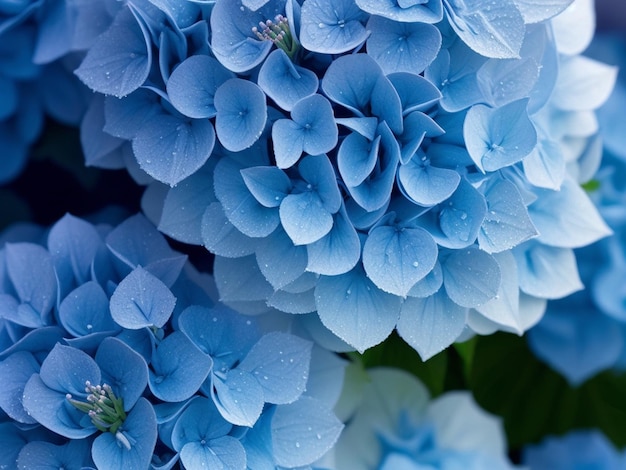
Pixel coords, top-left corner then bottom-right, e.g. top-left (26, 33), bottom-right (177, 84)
top-left (0, 213), bottom-right (345, 469)
top-left (71, 0), bottom-right (617, 360)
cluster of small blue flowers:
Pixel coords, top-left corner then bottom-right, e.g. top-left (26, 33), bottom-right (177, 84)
top-left (526, 31), bottom-right (626, 386)
top-left (71, 0), bottom-right (616, 360)
top-left (0, 0), bottom-right (97, 184)
top-left (0, 213), bottom-right (345, 469)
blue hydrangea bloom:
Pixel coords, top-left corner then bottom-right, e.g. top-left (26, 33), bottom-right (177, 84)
top-left (71, 0), bottom-right (615, 361)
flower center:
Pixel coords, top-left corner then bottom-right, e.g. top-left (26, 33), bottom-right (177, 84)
top-left (252, 15), bottom-right (299, 61)
top-left (66, 381), bottom-right (127, 434)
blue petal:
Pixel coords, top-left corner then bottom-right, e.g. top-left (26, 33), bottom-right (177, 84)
top-left (514, 243), bottom-right (583, 299)
top-left (96, 337), bottom-right (149, 411)
top-left (47, 213), bottom-right (103, 296)
top-left (0, 351), bottom-right (39, 424)
top-left (104, 89), bottom-right (160, 140)
top-left (362, 224), bottom-right (438, 297)
top-left (91, 398), bottom-right (157, 470)
top-left (299, 0), bottom-right (368, 54)
top-left (388, 72), bottom-right (442, 116)
top-left (397, 289), bottom-right (467, 360)
top-left (159, 164), bottom-right (217, 245)
top-left (167, 55), bottom-right (234, 119)
top-left (75, 7), bottom-right (151, 97)
top-left (213, 157), bottom-right (281, 238)
top-left (201, 203), bottom-right (259, 258)
top-left (212, 369), bottom-right (264, 426)
top-left (306, 205), bottom-right (361, 276)
top-left (407, 260), bottom-right (443, 298)
top-left (298, 153), bottom-right (342, 213)
top-left (514, 0), bottom-right (573, 23)
top-left (476, 55), bottom-right (540, 108)
top-left (398, 157), bottom-right (461, 206)
top-left (258, 49), bottom-right (319, 112)
top-left (441, 246), bottom-right (501, 308)
top-left (478, 177), bottom-right (538, 253)
top-left (5, 242), bottom-right (56, 325)
top-left (110, 266), bottom-right (177, 329)
top-left (256, 228), bottom-right (307, 289)
top-left (337, 132), bottom-right (379, 188)
top-left (280, 191), bottom-right (333, 245)
top-left (272, 94), bottom-right (338, 169)
top-left (443, 0), bottom-right (525, 59)
top-left (149, 331), bottom-right (212, 402)
top-left (210, 0), bottom-right (284, 73)
top-left (213, 255), bottom-right (274, 307)
top-left (17, 439), bottom-right (93, 469)
top-left (239, 331), bottom-right (312, 404)
top-left (366, 16), bottom-right (441, 75)
top-left (241, 166), bottom-right (292, 208)
top-left (464, 99), bottom-right (537, 172)
top-left (356, 0), bottom-right (443, 22)
top-left (268, 288), bottom-right (317, 314)
top-left (271, 396), bottom-right (344, 468)
top-left (58, 281), bottom-right (118, 337)
top-left (335, 117), bottom-right (379, 140)
top-left (522, 137), bottom-right (566, 190)
top-left (132, 113), bottom-right (216, 187)
top-left (215, 78), bottom-right (267, 152)
top-left (528, 178), bottom-right (612, 249)
top-left (315, 264), bottom-right (402, 352)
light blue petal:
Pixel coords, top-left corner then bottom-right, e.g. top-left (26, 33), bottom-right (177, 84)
top-left (212, 369), bottom-right (264, 427)
top-left (356, 0), bottom-right (443, 22)
top-left (398, 158), bottom-right (461, 206)
top-left (167, 55), bottom-right (235, 118)
top-left (388, 72), bottom-right (442, 116)
top-left (159, 164), bottom-right (217, 245)
top-left (522, 137), bottom-right (566, 190)
top-left (75, 7), bottom-right (151, 97)
top-left (529, 178), bottom-right (612, 249)
top-left (338, 132), bottom-right (379, 188)
top-left (201, 203), bottom-right (259, 258)
top-left (213, 157), bottom-right (280, 238)
top-left (476, 55), bottom-right (540, 107)
top-left (514, 244), bottom-right (583, 299)
top-left (240, 331), bottom-right (312, 404)
top-left (149, 331), bottom-right (212, 402)
top-left (478, 177), bottom-right (538, 253)
top-left (0, 351), bottom-right (39, 424)
top-left (397, 289), bottom-right (467, 360)
top-left (321, 54), bottom-right (383, 117)
top-left (258, 49), bottom-right (319, 112)
top-left (315, 265), bottom-right (402, 352)
top-left (132, 113), bottom-right (215, 187)
top-left (407, 260), bottom-right (443, 298)
top-left (271, 396), bottom-right (344, 468)
top-left (362, 225), bottom-right (438, 297)
top-left (335, 117), bottom-right (379, 140)
top-left (58, 281), bottom-right (117, 337)
top-left (104, 89), bottom-right (160, 140)
top-left (171, 398), bottom-right (231, 453)
top-left (214, 78), bottom-right (267, 152)
top-left (299, 0), bottom-right (369, 54)
top-left (443, 0), bottom-right (525, 59)
top-left (268, 287), bottom-right (317, 314)
top-left (110, 266), bottom-right (176, 329)
top-left (464, 99), bottom-right (537, 172)
top-left (279, 191), bottom-right (334, 245)
top-left (180, 436), bottom-right (246, 470)
top-left (16, 439), bottom-right (93, 470)
top-left (366, 16), bottom-right (441, 75)
top-left (306, 205), bottom-right (361, 276)
top-left (5, 242), bottom-right (56, 323)
top-left (241, 166), bottom-right (292, 208)
top-left (298, 154), bottom-right (342, 213)
top-left (514, 0), bottom-right (573, 23)
top-left (441, 246), bottom-right (501, 308)
top-left (91, 398), bottom-right (157, 470)
top-left (213, 255), bottom-right (274, 304)
top-left (96, 337), bottom-right (149, 411)
top-left (256, 228), bottom-right (308, 289)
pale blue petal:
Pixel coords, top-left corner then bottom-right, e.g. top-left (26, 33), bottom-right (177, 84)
top-left (355, 0), bottom-right (443, 22)
top-left (0, 351), bottom-right (39, 424)
top-left (271, 396), bottom-right (344, 468)
top-left (201, 203), bottom-right (259, 258)
top-left (407, 261), bottom-right (443, 298)
top-left (476, 55), bottom-right (540, 108)
top-left (132, 113), bottom-right (215, 186)
top-left (214, 78), bottom-right (267, 152)
top-left (268, 288), bottom-right (317, 314)
top-left (513, 0), bottom-right (573, 23)
top-left (298, 154), bottom-right (342, 213)
top-left (110, 266), bottom-right (176, 329)
top-left (464, 99), bottom-right (537, 172)
top-left (529, 178), bottom-right (612, 249)
top-left (239, 331), bottom-right (312, 404)
top-left (522, 137), bottom-right (566, 190)
top-left (388, 72), bottom-right (442, 116)
top-left (337, 132), bottom-right (379, 188)
top-left (58, 281), bottom-right (117, 337)
top-left (366, 16), bottom-right (441, 75)
top-left (279, 191), bottom-right (334, 245)
top-left (241, 166), bottom-right (292, 208)
top-left (478, 178), bottom-right (538, 253)
top-left (398, 158), bottom-right (461, 206)
top-left (180, 436), bottom-right (246, 470)
top-left (167, 55), bottom-right (234, 119)
top-left (444, 0), bottom-right (525, 59)
top-left (213, 255), bottom-right (274, 304)
top-left (315, 265), bottom-right (402, 352)
top-left (362, 225), bottom-right (438, 297)
top-left (441, 246), bottom-right (501, 308)
top-left (258, 49), bottom-right (319, 112)
top-left (212, 369), bottom-right (264, 427)
top-left (256, 228), bottom-right (308, 289)
top-left (299, 0), bottom-right (368, 54)
top-left (397, 289), bottom-right (467, 360)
